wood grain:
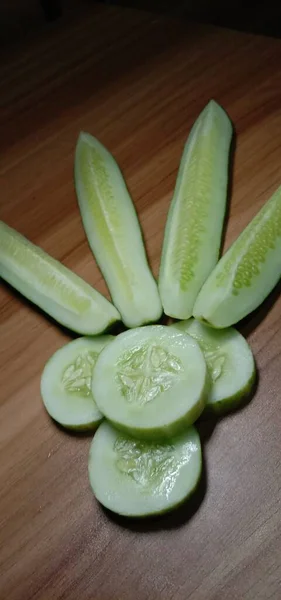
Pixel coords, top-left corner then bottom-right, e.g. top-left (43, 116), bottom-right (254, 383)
top-left (1, 4), bottom-right (281, 599)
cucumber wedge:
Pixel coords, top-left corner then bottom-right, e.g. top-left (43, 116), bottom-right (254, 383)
top-left (88, 421), bottom-right (202, 517)
top-left (74, 132), bottom-right (162, 328)
top-left (92, 325), bottom-right (209, 440)
top-left (159, 100), bottom-right (232, 319)
top-left (171, 319), bottom-right (255, 414)
top-left (41, 336), bottom-right (113, 430)
top-left (0, 221), bottom-right (120, 334)
top-left (193, 185), bottom-right (281, 328)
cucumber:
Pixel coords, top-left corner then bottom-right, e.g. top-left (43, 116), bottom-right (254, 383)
top-left (193, 185), bottom-right (281, 328)
top-left (171, 319), bottom-right (255, 414)
top-left (74, 132), bottom-right (162, 329)
top-left (92, 325), bottom-right (209, 439)
top-left (159, 100), bottom-right (232, 319)
top-left (0, 221), bottom-right (120, 334)
top-left (41, 336), bottom-right (113, 430)
top-left (88, 421), bottom-right (202, 517)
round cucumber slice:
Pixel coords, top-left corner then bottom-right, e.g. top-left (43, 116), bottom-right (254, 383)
top-left (0, 221), bottom-right (121, 335)
top-left (159, 100), bottom-right (232, 320)
top-left (41, 336), bottom-right (113, 430)
top-left (193, 185), bottom-right (281, 328)
top-left (171, 319), bottom-right (255, 414)
top-left (92, 325), bottom-right (209, 439)
top-left (74, 132), bottom-right (162, 328)
top-left (88, 421), bottom-right (202, 517)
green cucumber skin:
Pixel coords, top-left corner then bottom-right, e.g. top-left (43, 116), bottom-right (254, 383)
top-left (52, 417), bottom-right (103, 432)
top-left (202, 367), bottom-right (256, 417)
top-left (159, 100), bottom-right (233, 320)
top-left (193, 186), bottom-right (281, 328)
top-left (74, 132), bottom-right (163, 329)
top-left (0, 221), bottom-right (120, 335)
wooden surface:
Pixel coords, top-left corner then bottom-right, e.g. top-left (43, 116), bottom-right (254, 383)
top-left (1, 4), bottom-right (281, 599)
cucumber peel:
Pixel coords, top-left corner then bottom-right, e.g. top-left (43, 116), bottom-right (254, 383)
top-left (0, 221), bottom-right (121, 335)
top-left (171, 319), bottom-right (255, 414)
top-left (159, 100), bottom-right (232, 319)
top-left (41, 336), bottom-right (113, 430)
top-left (88, 421), bottom-right (202, 517)
top-left (92, 325), bottom-right (209, 440)
top-left (74, 132), bottom-right (162, 328)
top-left (193, 185), bottom-right (281, 327)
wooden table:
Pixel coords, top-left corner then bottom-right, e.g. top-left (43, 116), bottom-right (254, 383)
top-left (1, 4), bottom-right (281, 599)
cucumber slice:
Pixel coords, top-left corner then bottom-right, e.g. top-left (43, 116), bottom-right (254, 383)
top-left (159, 100), bottom-right (232, 319)
top-left (74, 132), bottom-right (162, 328)
top-left (92, 325), bottom-right (209, 439)
top-left (193, 185), bottom-right (281, 328)
top-left (88, 421), bottom-right (202, 517)
top-left (41, 336), bottom-right (113, 430)
top-left (171, 319), bottom-right (255, 414)
top-left (0, 221), bottom-right (120, 334)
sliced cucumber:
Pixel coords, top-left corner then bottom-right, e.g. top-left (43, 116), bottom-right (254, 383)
top-left (171, 319), bottom-right (255, 414)
top-left (88, 421), bottom-right (202, 517)
top-left (92, 325), bottom-right (208, 439)
top-left (41, 336), bottom-right (113, 430)
top-left (159, 100), bottom-right (232, 319)
top-left (0, 221), bottom-right (120, 334)
top-left (193, 185), bottom-right (281, 328)
top-left (74, 132), bottom-right (162, 329)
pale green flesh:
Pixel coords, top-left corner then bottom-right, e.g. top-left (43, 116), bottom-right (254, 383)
top-left (41, 336), bottom-right (113, 430)
top-left (193, 185), bottom-right (281, 327)
top-left (92, 325), bottom-right (208, 440)
top-left (159, 100), bottom-right (232, 319)
top-left (88, 421), bottom-right (202, 517)
top-left (74, 132), bottom-right (162, 328)
top-left (0, 221), bottom-right (120, 334)
top-left (171, 319), bottom-right (255, 413)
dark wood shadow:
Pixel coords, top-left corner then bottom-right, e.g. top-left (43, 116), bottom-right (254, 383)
top-left (219, 124), bottom-right (236, 258)
top-left (40, 1), bottom-right (62, 21)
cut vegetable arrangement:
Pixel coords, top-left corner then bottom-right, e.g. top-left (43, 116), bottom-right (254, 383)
top-left (0, 221), bottom-right (120, 335)
top-left (171, 319), bottom-right (255, 414)
top-left (75, 132), bottom-right (162, 328)
top-left (193, 185), bottom-right (281, 327)
top-left (88, 421), bottom-right (202, 517)
top-left (92, 325), bottom-right (209, 439)
top-left (2, 99), bottom-right (280, 521)
top-left (159, 100), bottom-right (232, 319)
top-left (41, 335), bottom-right (113, 430)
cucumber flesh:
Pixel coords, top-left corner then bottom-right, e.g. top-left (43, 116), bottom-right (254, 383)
top-left (193, 185), bottom-right (281, 328)
top-left (0, 221), bottom-right (120, 334)
top-left (171, 319), bottom-right (255, 414)
top-left (74, 132), bottom-right (162, 328)
top-left (41, 336), bottom-right (113, 430)
top-left (88, 421), bottom-right (202, 517)
top-left (159, 100), bottom-right (232, 319)
top-left (92, 325), bottom-right (209, 440)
